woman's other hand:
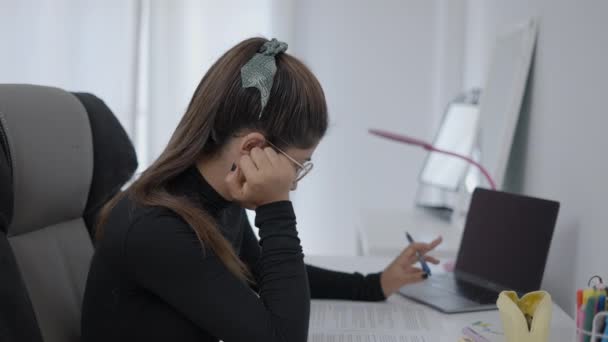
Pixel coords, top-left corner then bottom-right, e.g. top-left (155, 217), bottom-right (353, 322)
top-left (380, 236), bottom-right (442, 297)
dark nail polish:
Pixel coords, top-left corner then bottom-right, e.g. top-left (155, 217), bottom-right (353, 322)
top-left (230, 163), bottom-right (236, 171)
top-left (422, 273), bottom-right (429, 279)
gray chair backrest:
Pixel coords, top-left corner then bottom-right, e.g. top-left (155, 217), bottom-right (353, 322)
top-left (0, 104), bottom-right (43, 342)
top-left (0, 84), bottom-right (137, 342)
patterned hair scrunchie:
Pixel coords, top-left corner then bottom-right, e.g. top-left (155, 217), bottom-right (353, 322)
top-left (241, 38), bottom-right (288, 118)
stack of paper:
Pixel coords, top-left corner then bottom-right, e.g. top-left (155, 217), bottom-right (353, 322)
top-left (308, 300), bottom-right (440, 342)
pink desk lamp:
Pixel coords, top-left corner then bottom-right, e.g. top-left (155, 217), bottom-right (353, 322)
top-left (368, 128), bottom-right (497, 190)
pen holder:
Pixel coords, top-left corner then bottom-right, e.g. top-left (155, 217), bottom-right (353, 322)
top-left (496, 290), bottom-right (552, 342)
top-left (576, 310), bottom-right (608, 341)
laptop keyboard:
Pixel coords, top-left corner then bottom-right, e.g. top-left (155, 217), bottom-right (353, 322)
top-left (427, 274), bottom-right (499, 304)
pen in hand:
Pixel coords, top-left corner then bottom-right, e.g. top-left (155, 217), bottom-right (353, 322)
top-left (405, 232), bottom-right (432, 276)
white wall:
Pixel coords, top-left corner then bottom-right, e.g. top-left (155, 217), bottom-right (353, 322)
top-left (464, 0), bottom-right (608, 315)
top-left (290, 0), bottom-right (455, 255)
top-left (142, 0), bottom-right (284, 167)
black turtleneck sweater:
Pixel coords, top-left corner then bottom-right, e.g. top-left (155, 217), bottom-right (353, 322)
top-left (81, 166), bottom-right (385, 342)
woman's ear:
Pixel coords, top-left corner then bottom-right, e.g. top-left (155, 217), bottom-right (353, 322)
top-left (239, 132), bottom-right (266, 155)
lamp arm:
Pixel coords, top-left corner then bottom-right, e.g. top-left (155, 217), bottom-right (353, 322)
top-left (422, 145), bottom-right (497, 190)
top-left (368, 128), bottom-right (497, 190)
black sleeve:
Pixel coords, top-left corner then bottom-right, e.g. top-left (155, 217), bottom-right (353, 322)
top-left (125, 201), bottom-right (310, 342)
top-left (305, 265), bottom-right (386, 301)
top-left (239, 212), bottom-right (386, 302)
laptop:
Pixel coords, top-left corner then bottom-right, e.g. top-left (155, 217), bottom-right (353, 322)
top-left (399, 188), bottom-right (560, 313)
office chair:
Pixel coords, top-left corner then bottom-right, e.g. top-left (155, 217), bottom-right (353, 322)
top-left (0, 100), bottom-right (43, 342)
top-left (0, 84), bottom-right (137, 342)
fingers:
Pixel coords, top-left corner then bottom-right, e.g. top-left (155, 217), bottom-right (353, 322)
top-left (225, 156), bottom-right (257, 199)
top-left (238, 155), bottom-right (258, 181)
top-left (264, 147), bottom-right (296, 179)
top-left (395, 236), bottom-right (442, 266)
top-left (400, 256), bottom-right (439, 274)
top-left (250, 147), bottom-right (271, 170)
top-left (401, 242), bottom-right (430, 261)
top-left (247, 147), bottom-right (293, 178)
top-left (403, 242), bottom-right (429, 257)
top-left (399, 254), bottom-right (438, 265)
top-left (419, 236), bottom-right (442, 253)
top-left (405, 236), bottom-right (442, 256)
top-left (382, 260), bottom-right (432, 296)
top-left (272, 150), bottom-right (297, 178)
top-left (403, 264), bottom-right (429, 281)
top-left (401, 265), bottom-right (423, 273)
top-left (402, 270), bottom-right (428, 285)
top-left (425, 255), bottom-right (440, 264)
top-left (225, 163), bottom-right (244, 200)
top-left (429, 236), bottom-right (443, 249)
top-left (263, 147), bottom-right (280, 166)
top-left (224, 145), bottom-right (295, 208)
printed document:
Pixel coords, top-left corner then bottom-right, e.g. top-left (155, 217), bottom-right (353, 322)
top-left (308, 300), bottom-right (440, 342)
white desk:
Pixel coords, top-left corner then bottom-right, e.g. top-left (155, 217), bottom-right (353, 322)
top-left (305, 255), bottom-right (574, 342)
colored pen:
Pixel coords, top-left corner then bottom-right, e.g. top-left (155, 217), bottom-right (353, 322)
top-left (462, 327), bottom-right (490, 342)
top-left (405, 232), bottom-right (431, 276)
top-left (596, 295), bottom-right (607, 339)
top-left (584, 297), bottom-right (597, 342)
top-left (583, 289), bottom-right (595, 306)
top-left (597, 295), bottom-right (606, 313)
top-left (578, 305), bottom-right (586, 342)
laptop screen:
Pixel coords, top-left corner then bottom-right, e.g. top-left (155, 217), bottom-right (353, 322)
top-left (455, 188), bottom-right (559, 293)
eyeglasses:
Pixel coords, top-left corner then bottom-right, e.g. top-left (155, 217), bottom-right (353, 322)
top-left (265, 140), bottom-right (314, 182)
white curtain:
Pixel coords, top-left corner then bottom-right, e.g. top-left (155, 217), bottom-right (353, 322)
top-left (0, 0), bottom-right (140, 134)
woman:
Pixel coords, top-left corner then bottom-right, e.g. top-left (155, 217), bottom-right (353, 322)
top-left (81, 37), bottom-right (441, 342)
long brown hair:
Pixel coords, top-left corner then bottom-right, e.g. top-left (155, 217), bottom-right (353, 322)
top-left (96, 37), bottom-right (328, 282)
